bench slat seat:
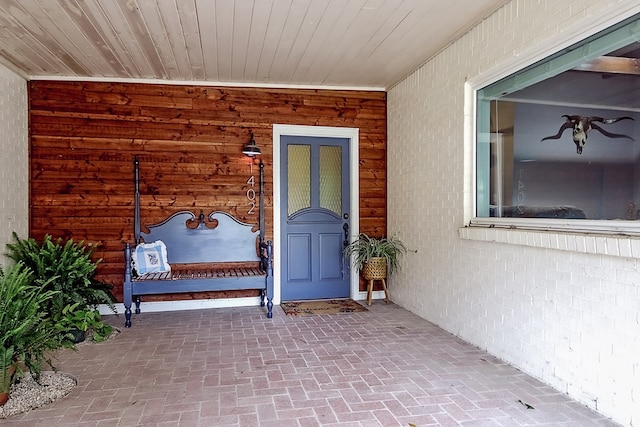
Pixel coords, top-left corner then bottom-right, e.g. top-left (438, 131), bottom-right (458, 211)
top-left (129, 272), bottom-right (267, 296)
top-left (134, 265), bottom-right (266, 281)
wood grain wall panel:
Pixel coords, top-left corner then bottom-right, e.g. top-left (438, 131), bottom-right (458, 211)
top-left (29, 81), bottom-right (387, 302)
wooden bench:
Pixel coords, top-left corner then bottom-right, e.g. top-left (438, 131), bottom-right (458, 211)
top-left (123, 157), bottom-right (273, 327)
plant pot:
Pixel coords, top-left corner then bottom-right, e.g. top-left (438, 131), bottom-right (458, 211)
top-left (0, 364), bottom-right (16, 406)
top-left (69, 328), bottom-right (86, 344)
top-left (362, 257), bottom-right (387, 280)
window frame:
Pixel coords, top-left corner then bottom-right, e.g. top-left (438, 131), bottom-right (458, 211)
top-left (467, 11), bottom-right (640, 237)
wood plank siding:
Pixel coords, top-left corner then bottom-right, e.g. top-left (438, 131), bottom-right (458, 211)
top-left (28, 81), bottom-right (387, 302)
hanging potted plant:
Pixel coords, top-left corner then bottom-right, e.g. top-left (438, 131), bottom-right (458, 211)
top-left (343, 233), bottom-right (407, 304)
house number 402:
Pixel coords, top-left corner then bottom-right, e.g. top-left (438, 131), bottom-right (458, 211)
top-left (246, 167), bottom-right (256, 215)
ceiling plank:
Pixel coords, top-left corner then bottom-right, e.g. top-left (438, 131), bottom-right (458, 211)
top-left (62, 0), bottom-right (127, 76)
top-left (229, 0), bottom-right (254, 81)
top-left (89, 1), bottom-right (160, 78)
top-left (77, 1), bottom-right (147, 77)
top-left (0, 12), bottom-right (60, 75)
top-left (195, 0), bottom-right (219, 81)
top-left (176, 0), bottom-right (206, 81)
top-left (280, 0), bottom-right (329, 82)
top-left (65, 0), bottom-right (133, 78)
top-left (132, 1), bottom-right (177, 80)
top-left (213, 0), bottom-right (236, 81)
top-left (243, 0), bottom-right (275, 82)
top-left (303, 0), bottom-right (368, 85)
top-left (287, 0), bottom-right (350, 85)
top-left (33, 0), bottom-right (113, 75)
top-left (268, 0), bottom-right (313, 82)
top-left (325, 0), bottom-right (414, 86)
top-left (254, 0), bottom-right (293, 83)
top-left (0, 0), bottom-right (90, 75)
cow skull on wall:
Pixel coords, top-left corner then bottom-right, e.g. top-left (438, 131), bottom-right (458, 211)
top-left (541, 115), bottom-right (634, 154)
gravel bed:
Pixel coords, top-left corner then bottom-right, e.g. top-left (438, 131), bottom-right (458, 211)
top-left (0, 327), bottom-right (120, 419)
top-left (0, 371), bottom-right (77, 419)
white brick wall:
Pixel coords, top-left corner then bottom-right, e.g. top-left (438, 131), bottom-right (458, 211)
top-left (0, 63), bottom-right (28, 266)
top-left (387, 1), bottom-right (640, 426)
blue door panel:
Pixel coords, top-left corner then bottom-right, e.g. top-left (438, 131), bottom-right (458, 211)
top-left (288, 234), bottom-right (311, 281)
top-left (319, 233), bottom-right (342, 280)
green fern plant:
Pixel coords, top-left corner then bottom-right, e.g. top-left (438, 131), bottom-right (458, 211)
top-left (343, 233), bottom-right (407, 275)
top-left (58, 303), bottom-right (113, 343)
top-left (1, 262), bottom-right (71, 398)
top-left (5, 232), bottom-right (116, 315)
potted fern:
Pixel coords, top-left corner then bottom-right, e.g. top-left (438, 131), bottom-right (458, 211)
top-left (344, 233), bottom-right (407, 305)
top-left (0, 262), bottom-right (70, 406)
top-left (5, 233), bottom-right (116, 343)
top-left (58, 303), bottom-right (113, 344)
top-left (343, 233), bottom-right (407, 279)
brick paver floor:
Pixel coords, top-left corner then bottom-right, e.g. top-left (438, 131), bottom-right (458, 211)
top-left (2, 302), bottom-right (620, 426)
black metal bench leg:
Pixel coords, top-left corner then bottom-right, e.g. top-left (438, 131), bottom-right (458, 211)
top-left (124, 306), bottom-right (132, 328)
top-left (267, 298), bottom-right (273, 318)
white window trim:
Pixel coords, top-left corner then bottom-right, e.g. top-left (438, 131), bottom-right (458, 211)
top-left (463, 5), bottom-right (640, 250)
top-left (459, 225), bottom-right (640, 258)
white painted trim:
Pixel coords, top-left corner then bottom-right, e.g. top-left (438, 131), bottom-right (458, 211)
top-left (459, 226), bottom-right (640, 258)
top-left (28, 75), bottom-right (386, 92)
top-left (356, 290), bottom-right (385, 302)
top-left (272, 124), bottom-right (360, 304)
top-left (97, 296), bottom-right (262, 317)
top-left (99, 294), bottom-right (375, 319)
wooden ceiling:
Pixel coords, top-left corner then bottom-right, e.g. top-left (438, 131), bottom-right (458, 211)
top-left (0, 0), bottom-right (508, 89)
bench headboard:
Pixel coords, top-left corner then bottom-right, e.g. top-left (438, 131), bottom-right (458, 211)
top-left (133, 155), bottom-right (265, 263)
top-left (140, 210), bottom-right (260, 264)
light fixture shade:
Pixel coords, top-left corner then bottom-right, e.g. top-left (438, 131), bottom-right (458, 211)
top-left (242, 132), bottom-right (261, 156)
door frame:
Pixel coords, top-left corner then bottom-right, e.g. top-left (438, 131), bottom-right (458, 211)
top-left (272, 124), bottom-right (360, 305)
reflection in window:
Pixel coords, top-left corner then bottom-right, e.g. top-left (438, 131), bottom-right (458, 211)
top-left (476, 14), bottom-right (640, 222)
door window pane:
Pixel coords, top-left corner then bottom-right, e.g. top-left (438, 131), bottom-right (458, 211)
top-left (288, 145), bottom-right (311, 216)
top-left (319, 145), bottom-right (342, 215)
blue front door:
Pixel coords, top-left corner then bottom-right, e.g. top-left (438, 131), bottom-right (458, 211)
top-left (280, 135), bottom-right (351, 301)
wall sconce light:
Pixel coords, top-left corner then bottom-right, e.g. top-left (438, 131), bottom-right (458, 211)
top-left (242, 132), bottom-right (261, 157)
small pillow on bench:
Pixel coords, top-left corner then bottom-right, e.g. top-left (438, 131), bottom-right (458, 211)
top-left (133, 240), bottom-right (171, 275)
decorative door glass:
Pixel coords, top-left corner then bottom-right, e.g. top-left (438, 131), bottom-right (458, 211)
top-left (287, 145), bottom-right (311, 216)
top-left (319, 145), bottom-right (342, 215)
